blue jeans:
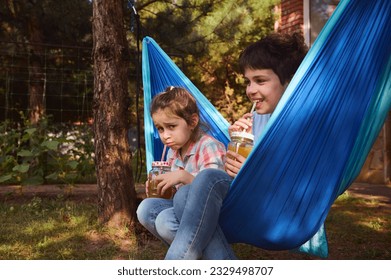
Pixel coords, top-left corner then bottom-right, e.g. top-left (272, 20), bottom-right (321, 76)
top-left (165, 169), bottom-right (237, 260)
top-left (136, 198), bottom-right (177, 245)
top-left (136, 169), bottom-right (236, 260)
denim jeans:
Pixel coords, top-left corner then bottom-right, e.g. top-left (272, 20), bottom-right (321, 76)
top-left (136, 198), bottom-right (175, 245)
top-left (165, 169), bottom-right (237, 260)
top-left (136, 169), bottom-right (236, 259)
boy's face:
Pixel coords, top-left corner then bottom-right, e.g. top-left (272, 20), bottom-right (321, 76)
top-left (243, 68), bottom-right (288, 115)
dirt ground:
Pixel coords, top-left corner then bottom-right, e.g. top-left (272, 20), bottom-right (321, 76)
top-left (346, 183), bottom-right (391, 206)
top-left (0, 182), bottom-right (390, 207)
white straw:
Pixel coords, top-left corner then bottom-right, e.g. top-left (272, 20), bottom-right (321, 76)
top-left (161, 145), bottom-right (167, 161)
top-left (242, 101), bottom-right (257, 132)
top-left (250, 101), bottom-right (257, 114)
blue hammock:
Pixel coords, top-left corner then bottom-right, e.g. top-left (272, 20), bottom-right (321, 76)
top-left (142, 0), bottom-right (391, 255)
top-left (142, 42), bottom-right (230, 171)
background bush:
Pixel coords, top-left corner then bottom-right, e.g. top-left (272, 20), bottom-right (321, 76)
top-left (0, 114), bottom-right (96, 186)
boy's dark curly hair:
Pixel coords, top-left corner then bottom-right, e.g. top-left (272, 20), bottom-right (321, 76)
top-left (239, 32), bottom-right (308, 84)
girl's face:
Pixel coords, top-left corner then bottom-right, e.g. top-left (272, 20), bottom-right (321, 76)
top-left (152, 108), bottom-right (197, 154)
top-left (244, 68), bottom-right (288, 114)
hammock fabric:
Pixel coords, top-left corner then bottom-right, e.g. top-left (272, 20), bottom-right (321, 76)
top-left (142, 41), bottom-right (230, 172)
top-left (142, 0), bottom-right (391, 255)
top-left (220, 0), bottom-right (391, 249)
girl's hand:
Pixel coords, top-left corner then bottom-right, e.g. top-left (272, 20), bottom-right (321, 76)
top-left (228, 113), bottom-right (253, 134)
top-left (156, 170), bottom-right (194, 196)
top-left (225, 150), bottom-right (247, 177)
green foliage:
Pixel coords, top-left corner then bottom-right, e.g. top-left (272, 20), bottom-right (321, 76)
top-left (1, 1), bottom-right (93, 124)
top-left (1, 0), bottom-right (92, 45)
top-left (2, 0), bottom-right (280, 126)
top-left (0, 114), bottom-right (96, 186)
top-left (135, 0), bottom-right (279, 122)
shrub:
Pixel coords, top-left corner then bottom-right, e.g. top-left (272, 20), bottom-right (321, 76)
top-left (0, 114), bottom-right (96, 186)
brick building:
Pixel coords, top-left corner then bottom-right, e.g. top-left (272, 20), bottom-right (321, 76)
top-left (276, 0), bottom-right (390, 184)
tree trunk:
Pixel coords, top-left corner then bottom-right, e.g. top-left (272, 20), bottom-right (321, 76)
top-left (27, 12), bottom-right (46, 124)
top-left (92, 0), bottom-right (137, 228)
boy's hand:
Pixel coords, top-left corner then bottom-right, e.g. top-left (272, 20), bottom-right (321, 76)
top-left (145, 180), bottom-right (149, 196)
top-left (225, 150), bottom-right (247, 177)
top-left (229, 113), bottom-right (253, 134)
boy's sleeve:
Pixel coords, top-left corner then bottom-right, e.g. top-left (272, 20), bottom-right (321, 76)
top-left (198, 138), bottom-right (226, 171)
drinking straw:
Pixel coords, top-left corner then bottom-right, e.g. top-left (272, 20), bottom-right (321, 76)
top-left (235, 142), bottom-right (240, 154)
top-left (161, 144), bottom-right (167, 161)
top-left (242, 101), bottom-right (257, 132)
top-left (250, 101), bottom-right (257, 114)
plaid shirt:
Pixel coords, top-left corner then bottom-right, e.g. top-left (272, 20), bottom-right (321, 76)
top-left (166, 134), bottom-right (226, 177)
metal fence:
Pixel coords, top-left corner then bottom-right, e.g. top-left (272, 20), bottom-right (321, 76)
top-left (0, 41), bottom-right (94, 123)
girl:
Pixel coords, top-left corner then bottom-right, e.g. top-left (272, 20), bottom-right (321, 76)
top-left (136, 86), bottom-right (226, 244)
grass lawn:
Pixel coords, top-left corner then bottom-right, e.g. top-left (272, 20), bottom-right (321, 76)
top-left (0, 190), bottom-right (390, 260)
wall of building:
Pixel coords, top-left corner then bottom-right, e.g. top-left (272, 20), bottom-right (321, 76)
top-left (279, 0), bottom-right (303, 34)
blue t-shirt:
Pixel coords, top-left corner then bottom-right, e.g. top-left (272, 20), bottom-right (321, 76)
top-left (252, 113), bottom-right (271, 144)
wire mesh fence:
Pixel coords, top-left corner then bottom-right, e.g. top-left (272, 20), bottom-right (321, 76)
top-left (0, 41), bottom-right (93, 124)
top-left (0, 40), bottom-right (148, 183)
